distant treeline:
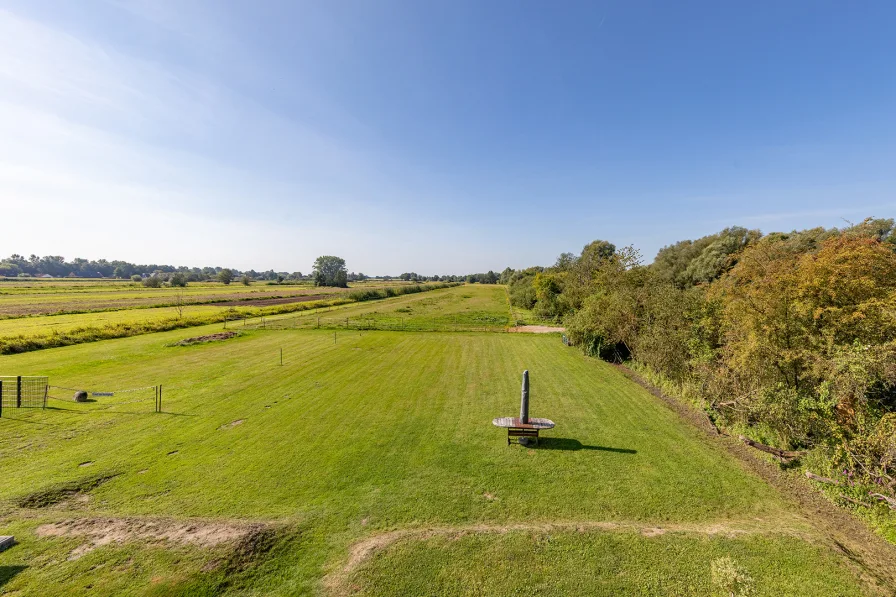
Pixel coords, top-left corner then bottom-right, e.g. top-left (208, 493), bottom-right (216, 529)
top-left (0, 254), bottom-right (303, 281)
top-left (347, 282), bottom-right (461, 302)
top-left (397, 272), bottom-right (500, 283)
top-left (0, 254), bottom-right (502, 284)
top-left (507, 218), bottom-right (896, 513)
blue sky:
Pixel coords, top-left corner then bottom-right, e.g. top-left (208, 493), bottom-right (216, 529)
top-left (2, 1), bottom-right (895, 274)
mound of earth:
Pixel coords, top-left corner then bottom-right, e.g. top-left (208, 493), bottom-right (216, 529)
top-left (175, 331), bottom-right (238, 346)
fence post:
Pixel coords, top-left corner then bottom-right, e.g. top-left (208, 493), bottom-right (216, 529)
top-left (0, 380), bottom-right (3, 418)
top-left (16, 376), bottom-right (22, 408)
top-left (159, 385), bottom-right (162, 412)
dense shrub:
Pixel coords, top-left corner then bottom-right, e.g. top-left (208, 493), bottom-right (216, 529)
top-left (521, 218), bottom-right (896, 502)
top-left (347, 282), bottom-right (460, 302)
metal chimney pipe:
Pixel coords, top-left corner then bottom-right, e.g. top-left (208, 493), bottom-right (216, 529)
top-left (520, 370), bottom-right (529, 424)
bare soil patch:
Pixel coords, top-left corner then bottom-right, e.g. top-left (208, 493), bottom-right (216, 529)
top-left (175, 331), bottom-right (238, 346)
top-left (507, 326), bottom-right (566, 333)
top-left (36, 517), bottom-right (264, 559)
top-left (212, 294), bottom-right (332, 307)
top-left (218, 419), bottom-right (245, 430)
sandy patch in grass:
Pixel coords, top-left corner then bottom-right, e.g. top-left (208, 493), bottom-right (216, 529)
top-left (218, 419), bottom-right (245, 430)
top-left (36, 517), bottom-right (264, 559)
top-left (507, 326), bottom-right (565, 333)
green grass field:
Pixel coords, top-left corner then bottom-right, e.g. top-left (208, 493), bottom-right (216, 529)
top-left (0, 305), bottom-right (887, 595)
top-left (0, 304), bottom-right (232, 337)
top-left (259, 284), bottom-right (512, 331)
top-left (0, 279), bottom-right (418, 318)
top-left (0, 281), bottom-right (455, 354)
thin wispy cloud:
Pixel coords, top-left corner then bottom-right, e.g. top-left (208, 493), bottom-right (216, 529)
top-left (0, 7), bottom-right (436, 270)
top-left (1, 2), bottom-right (894, 271)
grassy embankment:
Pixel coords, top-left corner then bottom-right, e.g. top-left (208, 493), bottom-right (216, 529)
top-left (0, 309), bottom-right (887, 594)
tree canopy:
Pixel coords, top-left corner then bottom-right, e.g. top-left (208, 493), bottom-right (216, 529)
top-left (313, 256), bottom-right (348, 287)
top-left (507, 217), bottom-right (896, 494)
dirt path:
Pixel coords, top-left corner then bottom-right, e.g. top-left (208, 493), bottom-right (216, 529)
top-left (507, 325), bottom-right (566, 333)
top-left (323, 518), bottom-right (812, 596)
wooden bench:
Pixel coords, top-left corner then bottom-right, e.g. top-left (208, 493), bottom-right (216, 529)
top-left (507, 427), bottom-right (540, 445)
top-left (493, 417), bottom-right (554, 447)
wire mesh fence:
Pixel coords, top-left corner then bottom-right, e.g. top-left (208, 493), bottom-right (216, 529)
top-left (0, 376), bottom-right (48, 411)
top-left (46, 385), bottom-right (162, 412)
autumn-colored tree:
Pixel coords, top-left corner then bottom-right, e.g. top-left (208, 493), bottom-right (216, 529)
top-left (797, 236), bottom-right (896, 346)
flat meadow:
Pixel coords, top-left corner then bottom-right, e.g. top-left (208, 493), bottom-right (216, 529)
top-left (0, 285), bottom-right (893, 595)
top-left (258, 284), bottom-right (512, 331)
top-left (0, 279), bottom-right (344, 317)
top-left (0, 279), bottom-right (445, 354)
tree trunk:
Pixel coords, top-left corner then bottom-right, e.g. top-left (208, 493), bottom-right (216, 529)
top-left (805, 471), bottom-right (839, 485)
top-left (839, 494), bottom-right (873, 508)
top-left (738, 435), bottom-right (805, 462)
top-left (869, 493), bottom-right (896, 510)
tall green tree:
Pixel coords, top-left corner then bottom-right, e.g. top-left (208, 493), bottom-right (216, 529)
top-left (218, 268), bottom-right (233, 285)
top-left (313, 256), bottom-right (348, 287)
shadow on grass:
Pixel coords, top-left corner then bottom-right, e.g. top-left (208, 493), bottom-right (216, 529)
top-left (0, 414), bottom-right (55, 426)
top-left (43, 406), bottom-right (195, 417)
top-left (0, 565), bottom-right (26, 589)
top-left (46, 407), bottom-right (144, 416)
top-left (538, 437), bottom-right (637, 454)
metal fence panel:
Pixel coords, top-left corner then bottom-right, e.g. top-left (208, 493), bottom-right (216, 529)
top-left (0, 376), bottom-right (49, 409)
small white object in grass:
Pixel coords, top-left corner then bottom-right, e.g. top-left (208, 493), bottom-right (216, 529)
top-left (0, 536), bottom-right (14, 551)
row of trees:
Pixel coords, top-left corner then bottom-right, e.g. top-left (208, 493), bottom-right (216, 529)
top-left (0, 254), bottom-right (311, 283)
top-left (397, 271), bottom-right (501, 283)
top-left (0, 253), bottom-right (501, 286)
top-left (509, 218), bottom-right (896, 498)
top-left (309, 257), bottom-right (503, 287)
